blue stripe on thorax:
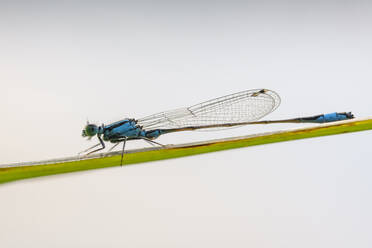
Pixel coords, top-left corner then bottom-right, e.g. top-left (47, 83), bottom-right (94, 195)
top-left (103, 119), bottom-right (144, 141)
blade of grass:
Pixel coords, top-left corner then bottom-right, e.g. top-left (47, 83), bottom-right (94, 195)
top-left (1, 118), bottom-right (372, 184)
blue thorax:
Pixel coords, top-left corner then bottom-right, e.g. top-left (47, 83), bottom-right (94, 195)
top-left (100, 119), bottom-right (164, 142)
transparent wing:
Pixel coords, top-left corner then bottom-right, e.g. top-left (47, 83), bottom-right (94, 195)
top-left (137, 89), bottom-right (281, 131)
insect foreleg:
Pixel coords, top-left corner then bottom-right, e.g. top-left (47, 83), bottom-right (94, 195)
top-left (78, 142), bottom-right (101, 156)
top-left (86, 135), bottom-right (106, 155)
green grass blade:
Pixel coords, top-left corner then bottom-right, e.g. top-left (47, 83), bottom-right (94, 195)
top-left (1, 118), bottom-right (372, 184)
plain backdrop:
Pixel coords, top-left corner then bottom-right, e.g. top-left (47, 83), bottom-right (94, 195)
top-left (1, 1), bottom-right (372, 247)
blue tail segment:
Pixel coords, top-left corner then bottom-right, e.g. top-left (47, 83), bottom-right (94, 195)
top-left (300, 112), bottom-right (354, 123)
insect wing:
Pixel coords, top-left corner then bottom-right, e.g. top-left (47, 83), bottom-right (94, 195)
top-left (138, 89), bottom-right (281, 131)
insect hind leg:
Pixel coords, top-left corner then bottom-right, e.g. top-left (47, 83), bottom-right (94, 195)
top-left (140, 137), bottom-right (166, 147)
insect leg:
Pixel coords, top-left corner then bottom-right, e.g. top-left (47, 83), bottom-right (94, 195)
top-left (108, 142), bottom-right (121, 152)
top-left (142, 139), bottom-right (156, 147)
top-left (120, 137), bottom-right (128, 166)
top-left (103, 139), bottom-right (126, 157)
top-left (140, 137), bottom-right (166, 147)
top-left (78, 143), bottom-right (101, 156)
top-left (86, 135), bottom-right (106, 155)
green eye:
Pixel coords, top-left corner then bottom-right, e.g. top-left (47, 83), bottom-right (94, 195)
top-left (83, 124), bottom-right (98, 137)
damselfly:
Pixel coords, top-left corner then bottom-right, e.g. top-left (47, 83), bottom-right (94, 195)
top-left (80, 89), bottom-right (353, 165)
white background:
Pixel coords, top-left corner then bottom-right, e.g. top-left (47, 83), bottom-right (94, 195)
top-left (1, 1), bottom-right (372, 247)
